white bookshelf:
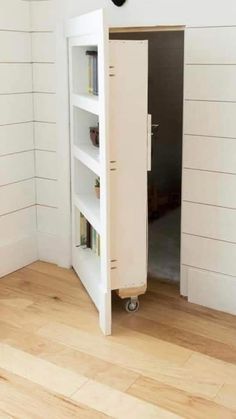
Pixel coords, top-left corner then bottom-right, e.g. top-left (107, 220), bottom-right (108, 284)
top-left (67, 9), bottom-right (148, 335)
top-left (74, 193), bottom-right (101, 234)
top-left (73, 144), bottom-right (100, 176)
top-left (72, 94), bottom-right (99, 116)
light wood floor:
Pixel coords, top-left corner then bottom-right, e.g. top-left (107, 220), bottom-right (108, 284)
top-left (0, 262), bottom-right (236, 418)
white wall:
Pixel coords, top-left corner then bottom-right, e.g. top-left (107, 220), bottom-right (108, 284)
top-left (30, 0), bottom-right (59, 264)
top-left (181, 26), bottom-right (236, 314)
top-left (29, 0), bottom-right (236, 315)
top-left (0, 0), bottom-right (37, 276)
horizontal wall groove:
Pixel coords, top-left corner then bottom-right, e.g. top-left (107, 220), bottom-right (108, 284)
top-left (0, 205), bottom-right (35, 218)
top-left (0, 149), bottom-right (34, 158)
top-left (185, 99), bottom-right (236, 104)
top-left (182, 232), bottom-right (236, 246)
top-left (184, 133), bottom-right (236, 140)
top-left (35, 176), bottom-right (57, 182)
top-left (34, 120), bottom-right (56, 124)
top-left (182, 263), bottom-right (236, 280)
top-left (183, 167), bottom-right (236, 176)
top-left (0, 29), bottom-right (31, 34)
top-left (33, 92), bottom-right (56, 95)
top-left (187, 25), bottom-right (236, 29)
top-left (35, 149), bottom-right (56, 153)
top-left (0, 177), bottom-right (34, 188)
top-left (0, 92), bottom-right (33, 96)
top-left (31, 31), bottom-right (53, 34)
top-left (186, 63), bottom-right (236, 66)
top-left (32, 62), bottom-right (55, 65)
top-left (36, 204), bottom-right (58, 210)
top-left (0, 121), bottom-right (33, 127)
top-left (183, 200), bottom-right (236, 211)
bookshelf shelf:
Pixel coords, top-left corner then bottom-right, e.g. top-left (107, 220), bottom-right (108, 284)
top-left (74, 144), bottom-right (100, 176)
top-left (74, 192), bottom-right (100, 234)
top-left (73, 246), bottom-right (101, 310)
top-left (72, 93), bottom-right (99, 115)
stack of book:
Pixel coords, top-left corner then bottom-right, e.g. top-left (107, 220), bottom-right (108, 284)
top-left (86, 50), bottom-right (98, 96)
top-left (80, 214), bottom-right (100, 256)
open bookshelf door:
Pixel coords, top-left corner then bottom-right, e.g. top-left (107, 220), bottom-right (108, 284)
top-left (66, 10), bottom-right (111, 335)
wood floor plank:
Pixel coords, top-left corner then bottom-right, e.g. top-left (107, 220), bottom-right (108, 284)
top-left (72, 380), bottom-right (181, 419)
top-left (38, 322), bottom-right (221, 398)
top-left (127, 376), bottom-right (236, 419)
top-left (117, 314), bottom-right (236, 364)
top-left (0, 343), bottom-right (88, 397)
top-left (135, 294), bottom-right (236, 347)
top-left (1, 262), bottom-right (236, 417)
top-left (215, 384), bottom-right (236, 411)
top-left (0, 368), bottom-right (109, 419)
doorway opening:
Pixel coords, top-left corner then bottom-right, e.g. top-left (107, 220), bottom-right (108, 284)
top-left (110, 28), bottom-right (184, 288)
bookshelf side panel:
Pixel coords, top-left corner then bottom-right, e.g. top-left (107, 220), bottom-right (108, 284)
top-left (110, 40), bottom-right (148, 291)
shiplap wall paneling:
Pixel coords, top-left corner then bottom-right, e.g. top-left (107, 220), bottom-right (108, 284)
top-left (0, 63), bottom-right (32, 94)
top-left (184, 101), bottom-right (236, 139)
top-left (0, 207), bottom-right (36, 247)
top-left (35, 151), bottom-right (57, 180)
top-left (34, 122), bottom-right (56, 151)
top-left (33, 64), bottom-right (56, 93)
top-left (0, 122), bottom-right (34, 156)
top-left (182, 234), bottom-right (236, 278)
top-left (0, 180), bottom-right (35, 216)
top-left (0, 32), bottom-right (31, 62)
top-left (185, 65), bottom-right (236, 102)
top-left (183, 136), bottom-right (236, 173)
top-left (182, 169), bottom-right (236, 208)
top-left (33, 93), bottom-right (56, 122)
top-left (36, 178), bottom-right (57, 208)
top-left (0, 94), bottom-right (33, 126)
top-left (0, 152), bottom-right (34, 186)
top-left (185, 27), bottom-right (236, 64)
top-left (31, 33), bottom-right (56, 63)
top-left (37, 206), bottom-right (58, 236)
top-left (0, 0), bottom-right (37, 277)
top-left (182, 26), bottom-right (236, 314)
top-left (182, 202), bottom-right (236, 243)
top-left (187, 268), bottom-right (236, 315)
top-left (31, 0), bottom-right (58, 264)
top-left (30, 0), bottom-right (55, 32)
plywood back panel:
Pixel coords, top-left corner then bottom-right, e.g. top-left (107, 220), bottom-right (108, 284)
top-left (110, 40), bottom-right (148, 290)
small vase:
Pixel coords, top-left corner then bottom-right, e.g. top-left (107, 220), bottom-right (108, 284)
top-left (95, 186), bottom-right (100, 199)
top-left (90, 127), bottom-right (99, 147)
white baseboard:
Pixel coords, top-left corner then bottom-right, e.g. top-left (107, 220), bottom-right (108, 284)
top-left (0, 235), bottom-right (38, 278)
top-left (186, 266), bottom-right (236, 315)
top-left (37, 232), bottom-right (71, 268)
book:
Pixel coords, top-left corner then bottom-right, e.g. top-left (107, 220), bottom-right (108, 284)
top-left (86, 50), bottom-right (98, 96)
top-left (80, 214), bottom-right (87, 246)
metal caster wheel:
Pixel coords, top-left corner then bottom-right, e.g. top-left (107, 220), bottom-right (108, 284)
top-left (125, 297), bottom-right (140, 313)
